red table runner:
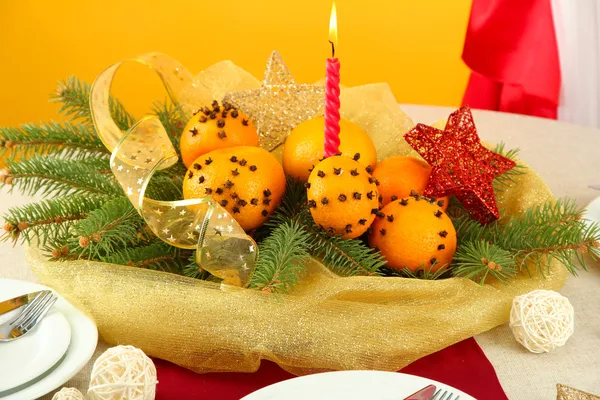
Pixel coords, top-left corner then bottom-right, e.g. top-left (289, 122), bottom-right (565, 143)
top-left (154, 337), bottom-right (507, 399)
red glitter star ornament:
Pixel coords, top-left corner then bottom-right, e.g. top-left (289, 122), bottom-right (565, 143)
top-left (404, 106), bottom-right (516, 224)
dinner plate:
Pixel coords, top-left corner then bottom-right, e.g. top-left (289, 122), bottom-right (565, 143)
top-left (241, 370), bottom-right (475, 400)
top-left (583, 196), bottom-right (600, 229)
top-left (0, 279), bottom-right (97, 400)
top-left (0, 300), bottom-right (71, 393)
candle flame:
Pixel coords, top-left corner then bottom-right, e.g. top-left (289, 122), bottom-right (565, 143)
top-left (329, 2), bottom-right (337, 57)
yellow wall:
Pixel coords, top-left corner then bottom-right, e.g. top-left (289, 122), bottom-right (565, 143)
top-left (0, 0), bottom-right (472, 126)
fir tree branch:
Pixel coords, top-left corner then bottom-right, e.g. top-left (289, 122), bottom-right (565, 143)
top-left (2, 195), bottom-right (106, 245)
top-left (51, 76), bottom-right (135, 131)
top-left (0, 122), bottom-right (110, 160)
top-left (453, 240), bottom-right (516, 284)
top-left (100, 241), bottom-right (185, 272)
top-left (454, 198), bottom-right (600, 277)
top-left (2, 156), bottom-right (121, 197)
top-left (67, 197), bottom-right (149, 260)
top-left (249, 220), bottom-right (311, 293)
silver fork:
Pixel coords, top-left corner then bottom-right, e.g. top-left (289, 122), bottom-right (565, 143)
top-left (430, 388), bottom-right (460, 400)
top-left (0, 291), bottom-right (57, 341)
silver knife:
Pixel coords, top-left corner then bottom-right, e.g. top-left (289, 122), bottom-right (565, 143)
top-left (0, 290), bottom-right (48, 316)
top-left (589, 185), bottom-right (600, 190)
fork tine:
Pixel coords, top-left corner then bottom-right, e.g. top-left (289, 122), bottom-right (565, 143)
top-left (17, 293), bottom-right (55, 329)
top-left (439, 390), bottom-right (449, 400)
top-left (430, 389), bottom-right (442, 400)
top-left (10, 291), bottom-right (49, 326)
top-left (19, 295), bottom-right (57, 332)
top-left (11, 292), bottom-right (49, 326)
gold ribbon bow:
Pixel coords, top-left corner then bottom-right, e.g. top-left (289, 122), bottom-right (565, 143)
top-left (90, 53), bottom-right (257, 286)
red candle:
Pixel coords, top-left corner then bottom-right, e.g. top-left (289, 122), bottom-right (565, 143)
top-left (324, 2), bottom-right (341, 158)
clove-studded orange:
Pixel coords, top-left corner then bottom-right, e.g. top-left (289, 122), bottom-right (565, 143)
top-left (182, 146), bottom-right (285, 231)
top-left (283, 116), bottom-right (377, 181)
top-left (306, 155), bottom-right (379, 239)
top-left (372, 156), bottom-right (449, 210)
top-left (368, 196), bottom-right (457, 272)
top-left (180, 100), bottom-right (259, 168)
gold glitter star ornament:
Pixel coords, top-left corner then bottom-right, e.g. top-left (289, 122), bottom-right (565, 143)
top-left (224, 51), bottom-right (325, 151)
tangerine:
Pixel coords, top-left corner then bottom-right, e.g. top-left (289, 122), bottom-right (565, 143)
top-left (372, 156), bottom-right (449, 210)
top-left (368, 196), bottom-right (456, 272)
top-left (283, 116), bottom-right (377, 181)
top-left (182, 146), bottom-right (285, 231)
top-left (306, 156), bottom-right (379, 239)
top-left (180, 100), bottom-right (259, 168)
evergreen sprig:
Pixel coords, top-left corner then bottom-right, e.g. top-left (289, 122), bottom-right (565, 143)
top-left (453, 240), bottom-right (516, 284)
top-left (453, 199), bottom-right (600, 277)
top-left (0, 122), bottom-right (110, 161)
top-left (2, 195), bottom-right (106, 245)
top-left (250, 220), bottom-right (311, 293)
top-left (51, 76), bottom-right (135, 131)
top-left (100, 241), bottom-right (185, 272)
top-left (3, 156), bottom-right (121, 197)
top-left (66, 197), bottom-right (148, 260)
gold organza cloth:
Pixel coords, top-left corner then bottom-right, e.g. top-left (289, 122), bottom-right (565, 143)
top-left (28, 53), bottom-right (567, 375)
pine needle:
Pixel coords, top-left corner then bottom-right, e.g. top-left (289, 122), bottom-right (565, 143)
top-left (0, 122), bottom-right (110, 161)
top-left (453, 240), bottom-right (516, 284)
top-left (101, 241), bottom-right (186, 272)
top-left (4, 156), bottom-right (121, 197)
top-left (249, 220), bottom-right (311, 293)
top-left (453, 198), bottom-right (600, 279)
top-left (51, 76), bottom-right (135, 131)
top-left (67, 197), bottom-right (147, 260)
top-left (2, 195), bottom-right (107, 245)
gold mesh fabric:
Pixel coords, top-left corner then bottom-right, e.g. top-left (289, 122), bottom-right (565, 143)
top-left (28, 53), bottom-right (567, 375)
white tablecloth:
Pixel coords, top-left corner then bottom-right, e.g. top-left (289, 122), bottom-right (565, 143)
top-left (1, 105), bottom-right (599, 399)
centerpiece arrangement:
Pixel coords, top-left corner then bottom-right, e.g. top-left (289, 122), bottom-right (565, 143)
top-left (1, 5), bottom-right (598, 374)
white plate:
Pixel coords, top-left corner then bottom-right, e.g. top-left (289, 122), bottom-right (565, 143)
top-left (583, 196), bottom-right (600, 229)
top-left (241, 370), bottom-right (475, 400)
top-left (0, 279), bottom-right (97, 400)
top-left (0, 298), bottom-right (71, 392)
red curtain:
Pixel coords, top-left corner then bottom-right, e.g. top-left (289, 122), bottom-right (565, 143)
top-left (462, 0), bottom-right (560, 119)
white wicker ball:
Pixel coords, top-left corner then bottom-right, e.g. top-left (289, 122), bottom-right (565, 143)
top-left (88, 345), bottom-right (158, 400)
top-left (52, 387), bottom-right (85, 400)
top-left (509, 289), bottom-right (574, 353)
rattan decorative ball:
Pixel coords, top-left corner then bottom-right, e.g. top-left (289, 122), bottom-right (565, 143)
top-left (509, 290), bottom-right (574, 353)
top-left (52, 387), bottom-right (85, 400)
top-left (88, 345), bottom-right (158, 400)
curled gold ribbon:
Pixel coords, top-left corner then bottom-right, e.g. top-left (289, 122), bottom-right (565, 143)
top-left (90, 53), bottom-right (257, 286)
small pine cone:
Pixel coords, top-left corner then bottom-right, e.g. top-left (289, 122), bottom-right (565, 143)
top-left (3, 222), bottom-right (15, 232)
top-left (4, 176), bottom-right (13, 185)
top-left (4, 141), bottom-right (14, 149)
top-left (17, 221), bottom-right (29, 231)
top-left (78, 236), bottom-right (90, 248)
top-left (91, 233), bottom-right (102, 243)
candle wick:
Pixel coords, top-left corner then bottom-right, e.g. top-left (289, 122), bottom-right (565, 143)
top-left (329, 40), bottom-right (336, 58)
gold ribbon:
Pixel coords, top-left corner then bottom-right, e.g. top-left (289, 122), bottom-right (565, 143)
top-left (90, 53), bottom-right (257, 286)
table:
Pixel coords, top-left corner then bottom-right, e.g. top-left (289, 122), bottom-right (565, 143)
top-left (1, 105), bottom-right (599, 399)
